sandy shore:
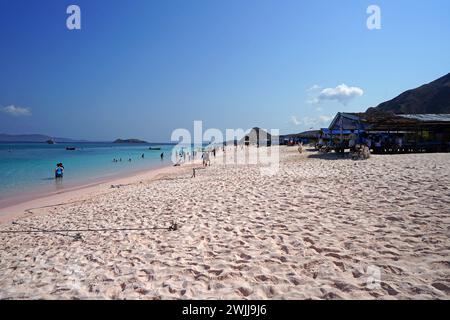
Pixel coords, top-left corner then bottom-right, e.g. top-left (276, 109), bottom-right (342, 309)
top-left (0, 161), bottom-right (193, 224)
top-left (0, 146), bottom-right (449, 299)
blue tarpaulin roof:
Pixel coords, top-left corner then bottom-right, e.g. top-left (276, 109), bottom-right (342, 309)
top-left (328, 113), bottom-right (368, 131)
top-left (321, 128), bottom-right (354, 135)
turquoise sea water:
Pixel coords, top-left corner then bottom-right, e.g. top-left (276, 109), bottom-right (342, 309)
top-left (0, 142), bottom-right (177, 200)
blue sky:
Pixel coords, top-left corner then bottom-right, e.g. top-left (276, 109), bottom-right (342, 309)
top-left (0, 0), bottom-right (449, 142)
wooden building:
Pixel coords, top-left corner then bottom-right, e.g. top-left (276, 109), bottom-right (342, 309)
top-left (327, 112), bottom-right (450, 153)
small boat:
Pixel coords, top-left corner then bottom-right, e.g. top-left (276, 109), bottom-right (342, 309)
top-left (149, 147), bottom-right (161, 150)
top-left (46, 139), bottom-right (55, 145)
top-left (66, 147), bottom-right (76, 151)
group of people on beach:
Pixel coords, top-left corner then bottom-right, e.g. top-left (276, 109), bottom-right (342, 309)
top-left (54, 147), bottom-right (223, 182)
top-left (172, 147), bottom-right (218, 167)
top-left (54, 152), bottom-right (166, 181)
top-left (175, 148), bottom-right (195, 163)
top-left (112, 158), bottom-right (132, 162)
top-left (112, 152), bottom-right (164, 163)
top-left (316, 129), bottom-right (408, 156)
top-left (349, 131), bottom-right (405, 154)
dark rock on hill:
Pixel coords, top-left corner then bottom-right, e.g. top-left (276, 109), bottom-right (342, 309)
top-left (367, 72), bottom-right (450, 114)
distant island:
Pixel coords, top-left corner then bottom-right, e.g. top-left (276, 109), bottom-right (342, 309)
top-left (0, 134), bottom-right (87, 143)
top-left (113, 138), bottom-right (148, 144)
top-left (0, 134), bottom-right (166, 145)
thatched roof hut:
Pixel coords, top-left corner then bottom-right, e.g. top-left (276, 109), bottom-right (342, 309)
top-left (242, 127), bottom-right (272, 146)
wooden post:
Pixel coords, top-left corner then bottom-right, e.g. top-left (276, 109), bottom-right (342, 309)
top-left (340, 114), bottom-right (344, 154)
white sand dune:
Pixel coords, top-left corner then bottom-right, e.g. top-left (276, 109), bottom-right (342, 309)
top-left (0, 146), bottom-right (449, 299)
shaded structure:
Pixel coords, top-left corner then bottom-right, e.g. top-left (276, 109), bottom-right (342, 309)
top-left (279, 130), bottom-right (320, 145)
top-left (328, 112), bottom-right (450, 153)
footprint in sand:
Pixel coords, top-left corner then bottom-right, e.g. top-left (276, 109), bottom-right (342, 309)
top-left (236, 286), bottom-right (253, 297)
top-left (432, 282), bottom-right (450, 294)
top-left (239, 253), bottom-right (252, 260)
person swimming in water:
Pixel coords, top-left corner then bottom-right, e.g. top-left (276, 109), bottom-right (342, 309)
top-left (160, 152), bottom-right (164, 160)
top-left (55, 163), bottom-right (64, 179)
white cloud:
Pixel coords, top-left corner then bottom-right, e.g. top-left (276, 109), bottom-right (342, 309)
top-left (318, 115), bottom-right (333, 123)
top-left (306, 97), bottom-right (319, 105)
top-left (317, 84), bottom-right (363, 105)
top-left (290, 115), bottom-right (301, 126)
top-left (307, 84), bottom-right (322, 92)
top-left (306, 85), bottom-right (321, 104)
top-left (290, 115), bottom-right (333, 129)
top-left (1, 105), bottom-right (32, 117)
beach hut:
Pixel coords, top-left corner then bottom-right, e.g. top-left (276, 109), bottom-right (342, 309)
top-left (328, 113), bottom-right (367, 131)
top-left (279, 130), bottom-right (321, 145)
top-left (243, 127), bottom-right (273, 147)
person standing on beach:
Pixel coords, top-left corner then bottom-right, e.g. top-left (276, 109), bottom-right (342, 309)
top-left (160, 152), bottom-right (164, 160)
top-left (55, 163), bottom-right (64, 179)
top-left (349, 130), bottom-right (357, 152)
top-left (203, 151), bottom-right (210, 167)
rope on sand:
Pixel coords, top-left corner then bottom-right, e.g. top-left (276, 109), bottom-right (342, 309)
top-left (23, 199), bottom-right (87, 215)
top-left (2, 180), bottom-right (180, 241)
top-left (0, 221), bottom-right (179, 241)
top-left (22, 191), bottom-right (115, 216)
top-left (8, 221), bottom-right (84, 241)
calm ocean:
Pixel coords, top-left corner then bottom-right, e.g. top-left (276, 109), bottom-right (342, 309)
top-left (0, 142), bottom-right (177, 201)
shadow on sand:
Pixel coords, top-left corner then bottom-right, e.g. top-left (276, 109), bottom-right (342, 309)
top-left (307, 152), bottom-right (350, 161)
